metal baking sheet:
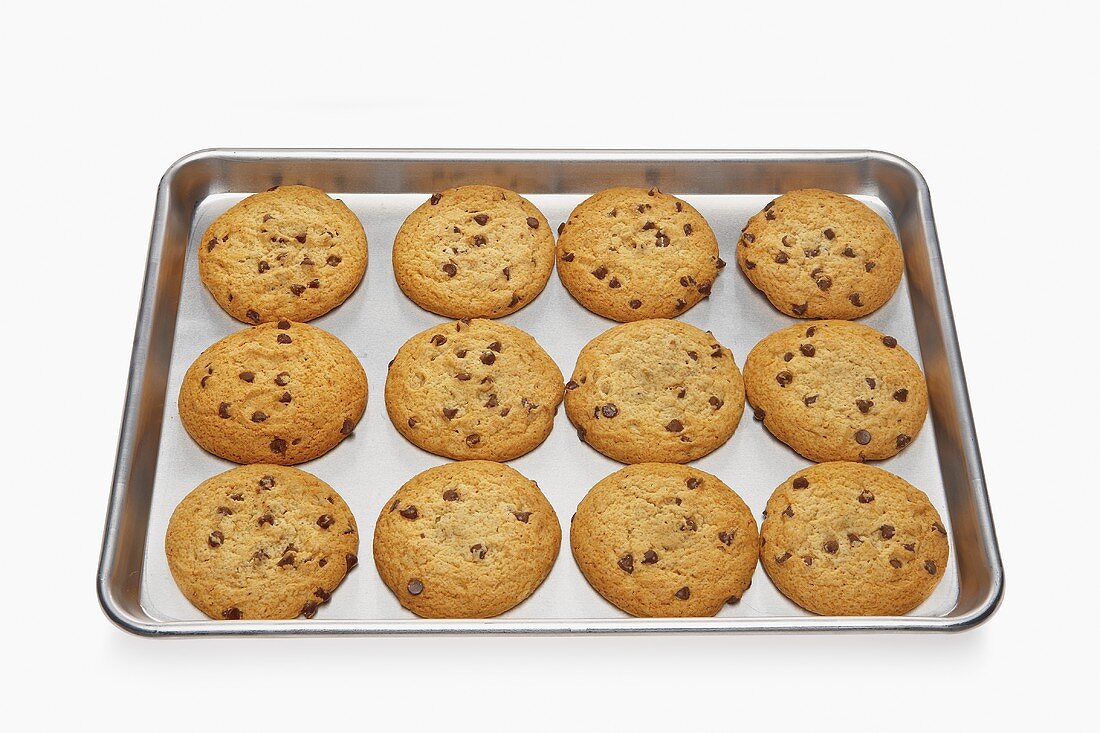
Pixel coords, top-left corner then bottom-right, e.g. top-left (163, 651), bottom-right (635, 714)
top-left (97, 149), bottom-right (1003, 635)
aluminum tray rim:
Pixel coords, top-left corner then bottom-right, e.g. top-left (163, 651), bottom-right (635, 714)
top-left (97, 148), bottom-right (1003, 637)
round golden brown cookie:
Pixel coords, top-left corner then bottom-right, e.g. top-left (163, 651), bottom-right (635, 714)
top-left (198, 185), bottom-right (367, 324)
top-left (392, 185), bottom-right (555, 318)
top-left (736, 188), bottom-right (903, 319)
top-left (760, 462), bottom-right (949, 615)
top-left (372, 461), bottom-right (561, 618)
top-left (570, 464), bottom-right (758, 617)
top-left (744, 320), bottom-right (927, 462)
top-left (178, 320), bottom-right (367, 465)
top-left (165, 464), bottom-right (359, 620)
top-left (555, 187), bottom-right (723, 321)
top-left (566, 319), bottom-right (745, 464)
top-left (385, 319), bottom-right (563, 461)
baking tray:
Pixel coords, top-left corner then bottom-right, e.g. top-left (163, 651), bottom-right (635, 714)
top-left (97, 149), bottom-right (1003, 636)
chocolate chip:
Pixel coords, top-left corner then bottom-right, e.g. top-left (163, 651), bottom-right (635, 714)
top-left (607, 276), bottom-right (622, 289)
top-left (933, 521), bottom-right (947, 535)
top-left (816, 275), bottom-right (832, 291)
top-left (277, 319), bottom-right (291, 329)
top-left (803, 395), bottom-right (818, 406)
top-left (857, 399), bottom-right (873, 414)
top-left (792, 303), bottom-right (808, 316)
top-left (485, 393), bottom-right (498, 408)
top-left (687, 351), bottom-right (699, 362)
top-left (865, 261), bottom-right (877, 271)
top-left (618, 554), bottom-right (634, 573)
top-left (709, 396), bottom-right (723, 409)
top-left (399, 506), bottom-right (418, 520)
top-left (277, 553), bottom-right (295, 567)
top-left (592, 266), bottom-right (608, 280)
top-left (800, 343), bottom-right (815, 357)
top-left (924, 560), bottom-right (937, 575)
top-left (629, 299), bottom-right (642, 309)
top-left (558, 223), bottom-right (567, 236)
top-left (775, 552), bottom-right (791, 564)
top-left (407, 418), bottom-right (418, 428)
top-left (697, 282), bottom-right (711, 296)
top-left (344, 553), bottom-right (358, 570)
top-left (407, 579), bottom-right (424, 595)
top-left (247, 410), bottom-right (267, 423)
top-left (465, 433), bottom-right (480, 447)
top-left (776, 371), bottom-right (793, 387)
top-left (480, 351), bottom-right (496, 366)
top-left (216, 506), bottom-right (233, 516)
top-left (207, 531), bottom-right (223, 548)
top-left (896, 433), bottom-right (912, 449)
top-left (442, 262), bottom-right (457, 277)
top-left (889, 558), bottom-right (903, 569)
top-left (681, 517), bottom-right (696, 532)
top-left (793, 476), bottom-right (809, 489)
top-left (882, 336), bottom-right (898, 348)
top-left (258, 513), bottom-right (274, 526)
top-left (246, 309), bottom-right (261, 323)
top-left (327, 254), bottom-right (342, 266)
top-left (206, 237), bottom-right (217, 252)
top-left (655, 231), bottom-right (670, 247)
top-left (430, 334), bottom-right (448, 347)
top-left (294, 233), bottom-right (307, 244)
top-left (430, 193), bottom-right (442, 205)
top-left (270, 437), bottom-right (287, 454)
top-left (230, 492), bottom-right (244, 501)
top-left (218, 402), bottom-right (231, 418)
top-left (855, 429), bottom-right (871, 445)
top-left (513, 511), bottom-right (532, 523)
top-left (566, 380), bottom-right (579, 391)
top-left (290, 283), bottom-right (306, 296)
top-left (866, 377), bottom-right (877, 389)
top-left (594, 404), bottom-right (616, 420)
top-left (783, 352), bottom-right (794, 362)
top-left (665, 419), bottom-right (684, 432)
top-left (893, 388), bottom-right (909, 402)
top-left (276, 334), bottom-right (292, 344)
top-left (340, 418), bottom-right (354, 435)
top-left (680, 276), bottom-right (693, 287)
top-left (804, 247), bottom-right (820, 258)
top-left (753, 407), bottom-right (766, 421)
top-left (858, 490), bottom-right (875, 503)
top-left (675, 587), bottom-right (691, 600)
top-left (849, 292), bottom-right (864, 307)
top-left (743, 232), bottom-right (755, 244)
top-left (848, 533), bottom-right (862, 545)
top-left (824, 539), bottom-right (839, 554)
top-left (823, 228), bottom-right (835, 240)
top-left (782, 504), bottom-right (794, 517)
top-left (221, 607), bottom-right (242, 620)
top-left (274, 371), bottom-right (290, 386)
top-left (718, 530), bottom-right (735, 546)
top-left (442, 489), bottom-right (459, 502)
top-left (307, 279), bottom-right (319, 289)
top-left (774, 251), bottom-right (789, 264)
top-left (880, 524), bottom-right (896, 540)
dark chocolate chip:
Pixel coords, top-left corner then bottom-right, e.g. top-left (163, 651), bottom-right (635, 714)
top-left (880, 524), bottom-right (896, 540)
top-left (665, 419), bottom-right (684, 432)
top-left (823, 228), bottom-right (835, 240)
top-left (514, 511), bottom-right (531, 523)
top-left (258, 513), bottom-right (274, 526)
top-left (276, 319), bottom-right (291, 330)
top-left (893, 388), bottom-right (909, 402)
top-left (566, 380), bottom-right (579, 391)
top-left (407, 579), bottom-right (424, 595)
top-left (803, 395), bottom-right (818, 406)
top-left (774, 251), bottom-right (789, 264)
top-left (275, 371), bottom-right (290, 386)
top-left (753, 407), bottom-right (766, 421)
top-left (407, 418), bottom-right (418, 428)
top-left (775, 551), bottom-right (791, 564)
top-left (866, 377), bottom-right (877, 389)
top-left (618, 554), bottom-right (634, 573)
top-left (800, 343), bottom-right (815, 357)
top-left (430, 193), bottom-right (442, 205)
top-left (247, 310), bottom-right (261, 323)
top-left (924, 560), bottom-right (937, 575)
top-left (896, 433), bottom-right (912, 449)
top-left (442, 262), bottom-right (457, 277)
top-left (629, 299), bottom-right (642, 309)
top-left (816, 275), bottom-right (832, 291)
top-left (399, 506), bottom-right (418, 520)
top-left (270, 437), bottom-right (287, 454)
top-left (218, 402), bottom-right (231, 419)
top-left (849, 292), bottom-right (864, 307)
top-left (340, 418), bottom-right (354, 435)
top-left (592, 266), bottom-right (608, 280)
top-left (793, 476), bottom-right (809, 489)
top-left (290, 283), bottom-right (306, 296)
top-left (250, 410), bottom-right (268, 423)
top-left (858, 490), bottom-right (875, 503)
top-left (327, 254), bottom-right (342, 266)
top-left (709, 396), bottom-right (723, 409)
top-left (276, 334), bottom-right (292, 344)
top-left (481, 351), bottom-right (496, 365)
top-left (933, 521), bottom-right (947, 535)
top-left (857, 399), bottom-right (873, 414)
top-left (207, 531), bottom-right (223, 548)
top-left (675, 587), bottom-right (691, 600)
top-left (465, 433), bottom-right (480, 447)
top-left (776, 371), bottom-right (793, 387)
top-left (890, 558), bottom-right (903, 569)
top-left (221, 607), bottom-right (242, 620)
top-left (346, 553), bottom-right (358, 570)
top-left (824, 539), bottom-right (839, 554)
top-left (316, 514), bottom-right (334, 529)
top-left (855, 429), bottom-right (872, 445)
top-left (443, 489), bottom-right (459, 501)
top-left (792, 303), bottom-right (808, 316)
top-left (718, 530), bottom-right (735, 546)
top-left (882, 336), bottom-right (898, 348)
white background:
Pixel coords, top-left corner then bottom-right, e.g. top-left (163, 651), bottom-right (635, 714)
top-left (2, 0), bottom-right (1094, 728)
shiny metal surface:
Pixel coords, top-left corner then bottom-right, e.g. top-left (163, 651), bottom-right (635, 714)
top-left (97, 149), bottom-right (1003, 636)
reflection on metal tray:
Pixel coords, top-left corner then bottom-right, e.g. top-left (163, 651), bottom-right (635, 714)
top-left (97, 150), bottom-right (1003, 635)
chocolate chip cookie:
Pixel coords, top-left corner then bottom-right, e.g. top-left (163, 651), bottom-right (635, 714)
top-left (178, 320), bottom-right (367, 465)
top-left (198, 185), bottom-right (368, 324)
top-left (570, 463), bottom-right (758, 617)
top-left (566, 319), bottom-right (745, 464)
top-left (736, 188), bottom-right (903, 319)
top-left (744, 320), bottom-right (927, 462)
top-left (556, 187), bottom-right (723, 321)
top-left (372, 461), bottom-right (561, 618)
top-left (760, 462), bottom-right (949, 615)
top-left (165, 464), bottom-right (359, 620)
top-left (392, 185), bottom-right (555, 318)
top-left (385, 318), bottom-right (563, 461)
